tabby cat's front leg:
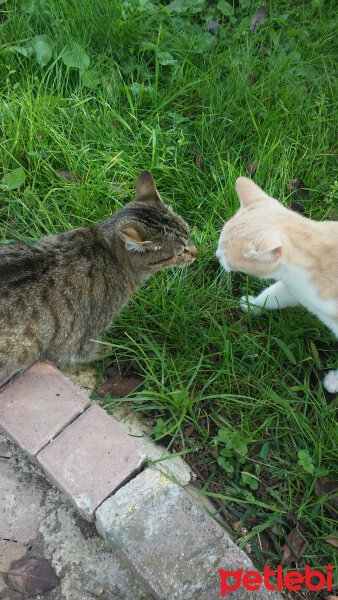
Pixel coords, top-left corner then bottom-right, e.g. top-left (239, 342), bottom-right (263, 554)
top-left (240, 281), bottom-right (299, 315)
top-left (72, 340), bottom-right (110, 364)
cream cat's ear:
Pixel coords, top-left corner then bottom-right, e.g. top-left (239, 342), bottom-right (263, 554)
top-left (236, 177), bottom-right (269, 208)
top-left (243, 233), bottom-right (282, 262)
top-left (135, 171), bottom-right (161, 203)
top-left (119, 224), bottom-right (152, 252)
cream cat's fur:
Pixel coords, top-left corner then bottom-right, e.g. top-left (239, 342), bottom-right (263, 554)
top-left (216, 177), bottom-right (338, 393)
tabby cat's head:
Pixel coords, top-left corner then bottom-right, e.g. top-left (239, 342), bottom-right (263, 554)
top-left (117, 171), bottom-right (197, 273)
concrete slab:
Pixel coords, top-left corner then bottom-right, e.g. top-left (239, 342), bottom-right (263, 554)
top-left (0, 362), bottom-right (90, 460)
top-left (37, 405), bottom-right (145, 521)
top-left (96, 468), bottom-right (281, 600)
top-left (96, 468), bottom-right (224, 564)
top-left (0, 458), bottom-right (43, 543)
top-left (171, 539), bottom-right (281, 599)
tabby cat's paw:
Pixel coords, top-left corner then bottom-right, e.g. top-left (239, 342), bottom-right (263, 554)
top-left (239, 295), bottom-right (262, 316)
top-left (323, 369), bottom-right (338, 394)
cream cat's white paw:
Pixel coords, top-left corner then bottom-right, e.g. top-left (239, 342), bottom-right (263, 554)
top-left (240, 295), bottom-right (262, 315)
top-left (323, 369), bottom-right (338, 394)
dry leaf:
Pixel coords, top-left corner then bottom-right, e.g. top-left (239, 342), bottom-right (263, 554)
top-left (55, 170), bottom-right (80, 182)
top-left (250, 5), bottom-right (267, 33)
top-left (327, 596), bottom-right (338, 600)
top-left (95, 377), bottom-right (120, 397)
top-left (104, 359), bottom-right (141, 378)
top-left (20, 148), bottom-right (28, 167)
top-left (95, 375), bottom-right (143, 398)
top-left (247, 515), bottom-right (261, 526)
top-left (4, 557), bottom-right (59, 596)
top-left (324, 538), bottom-right (338, 548)
top-left (287, 178), bottom-right (309, 198)
top-left (280, 528), bottom-right (308, 566)
top-left (289, 199), bottom-right (306, 214)
top-left (245, 542), bottom-right (252, 554)
top-left (315, 477), bottom-right (338, 518)
top-left (245, 160), bottom-right (259, 176)
top-left (328, 207), bottom-right (338, 220)
top-left (284, 512), bottom-right (299, 523)
top-left (104, 364), bottom-right (120, 378)
top-left (185, 426), bottom-right (195, 438)
top-left (248, 69), bottom-right (256, 85)
top-left (207, 344), bottom-right (220, 362)
top-left (232, 520), bottom-right (242, 532)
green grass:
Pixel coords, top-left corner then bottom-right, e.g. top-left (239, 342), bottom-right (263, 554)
top-left (1, 0), bottom-right (337, 588)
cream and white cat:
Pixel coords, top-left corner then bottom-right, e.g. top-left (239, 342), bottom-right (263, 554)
top-left (216, 177), bottom-right (338, 393)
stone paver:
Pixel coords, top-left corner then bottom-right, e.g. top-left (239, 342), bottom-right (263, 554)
top-left (96, 468), bottom-right (281, 600)
top-left (0, 457), bottom-right (43, 544)
top-left (0, 362), bottom-right (90, 460)
top-left (37, 404), bottom-right (145, 521)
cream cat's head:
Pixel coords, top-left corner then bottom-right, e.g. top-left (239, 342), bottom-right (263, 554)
top-left (216, 177), bottom-right (287, 278)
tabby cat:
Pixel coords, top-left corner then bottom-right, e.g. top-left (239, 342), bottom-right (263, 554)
top-left (0, 171), bottom-right (197, 385)
top-left (216, 177), bottom-right (338, 393)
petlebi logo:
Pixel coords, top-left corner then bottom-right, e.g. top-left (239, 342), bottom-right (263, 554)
top-left (219, 564), bottom-right (334, 596)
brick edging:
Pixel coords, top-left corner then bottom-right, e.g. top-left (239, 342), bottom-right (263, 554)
top-left (0, 362), bottom-right (281, 599)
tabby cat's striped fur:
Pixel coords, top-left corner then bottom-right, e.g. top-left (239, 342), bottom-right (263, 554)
top-left (0, 171), bottom-right (197, 384)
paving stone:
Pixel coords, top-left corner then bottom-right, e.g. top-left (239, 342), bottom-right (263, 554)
top-left (37, 405), bottom-right (145, 521)
top-left (0, 362), bottom-right (90, 460)
top-left (0, 458), bottom-right (42, 543)
top-left (95, 468), bottom-right (281, 600)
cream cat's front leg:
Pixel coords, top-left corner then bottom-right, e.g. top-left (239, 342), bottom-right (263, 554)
top-left (240, 281), bottom-right (299, 315)
top-left (240, 283), bottom-right (338, 394)
top-left (323, 370), bottom-right (338, 394)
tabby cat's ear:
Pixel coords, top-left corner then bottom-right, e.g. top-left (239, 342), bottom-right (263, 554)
top-left (235, 177), bottom-right (269, 208)
top-left (135, 171), bottom-right (161, 203)
top-left (118, 224), bottom-right (152, 252)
